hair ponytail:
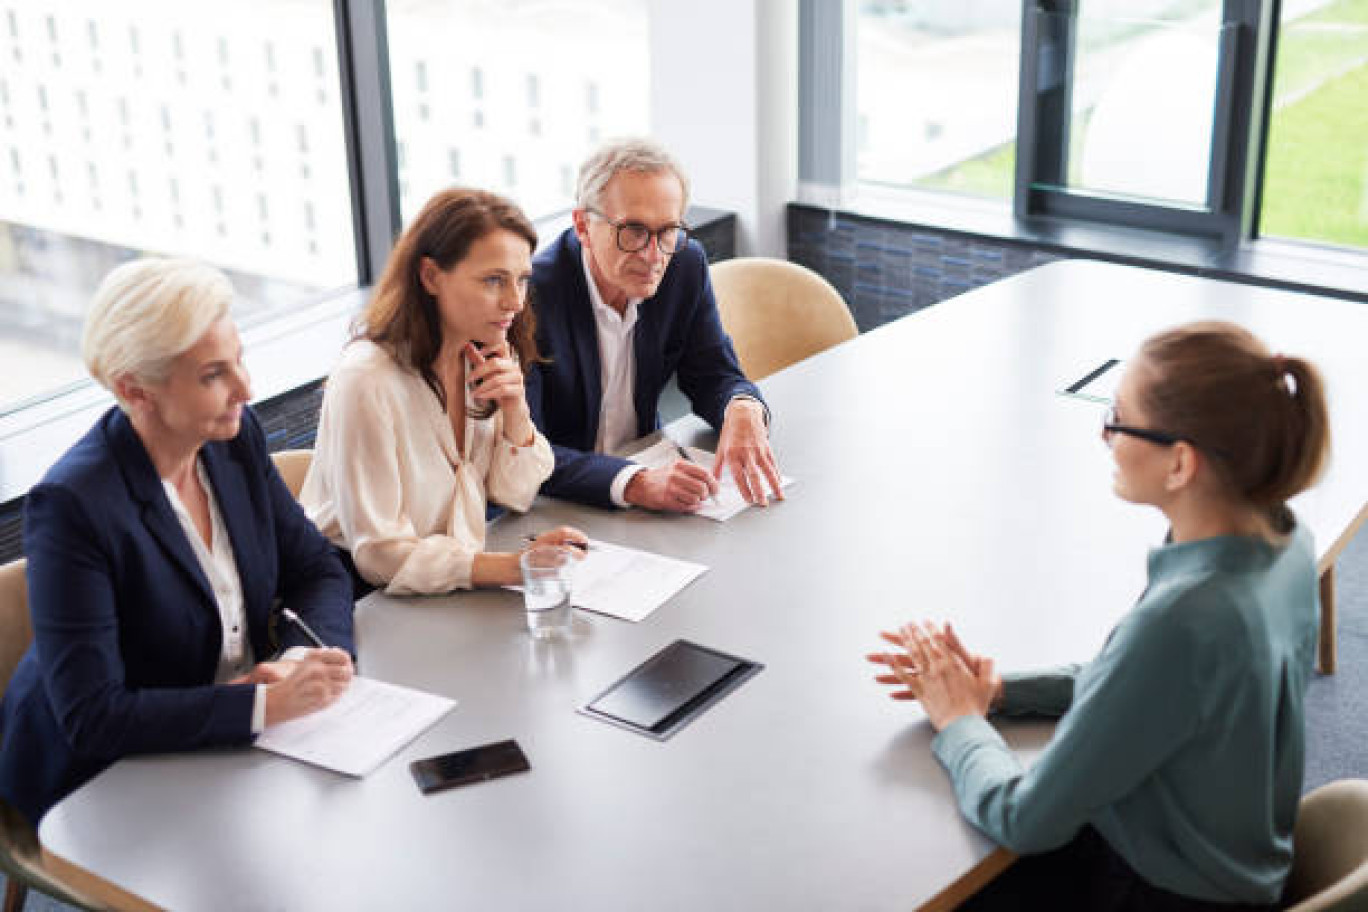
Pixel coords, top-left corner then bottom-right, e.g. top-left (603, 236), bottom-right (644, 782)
top-left (1247, 354), bottom-right (1330, 507)
top-left (1138, 322), bottom-right (1330, 512)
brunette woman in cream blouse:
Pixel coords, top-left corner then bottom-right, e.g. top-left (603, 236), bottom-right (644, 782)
top-left (302, 188), bottom-right (585, 595)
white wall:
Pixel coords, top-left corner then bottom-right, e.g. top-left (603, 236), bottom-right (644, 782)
top-left (648, 0), bottom-right (796, 258)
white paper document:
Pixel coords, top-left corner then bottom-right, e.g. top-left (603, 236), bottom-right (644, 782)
top-left (255, 675), bottom-right (455, 777)
top-left (568, 540), bottom-right (708, 622)
top-left (629, 438), bottom-right (796, 522)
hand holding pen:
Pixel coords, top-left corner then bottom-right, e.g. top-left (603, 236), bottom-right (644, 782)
top-left (250, 608), bottom-right (353, 727)
top-left (673, 444), bottom-right (721, 506)
top-left (523, 527), bottom-right (591, 559)
top-left (621, 442), bottom-right (720, 512)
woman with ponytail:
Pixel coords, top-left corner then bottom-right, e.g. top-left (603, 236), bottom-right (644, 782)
top-left (869, 321), bottom-right (1330, 911)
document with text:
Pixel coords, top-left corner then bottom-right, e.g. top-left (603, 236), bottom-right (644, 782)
top-left (255, 676), bottom-right (455, 777)
top-left (629, 438), bottom-right (796, 522)
top-left (567, 540), bottom-right (708, 622)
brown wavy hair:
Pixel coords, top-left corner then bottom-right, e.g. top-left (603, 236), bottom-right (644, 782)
top-left (358, 187), bottom-right (541, 409)
top-left (1137, 321), bottom-right (1330, 519)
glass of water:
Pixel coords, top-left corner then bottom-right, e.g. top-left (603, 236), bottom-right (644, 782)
top-left (520, 546), bottom-right (575, 638)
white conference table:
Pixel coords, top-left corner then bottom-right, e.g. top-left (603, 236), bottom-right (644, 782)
top-left (39, 261), bottom-right (1368, 911)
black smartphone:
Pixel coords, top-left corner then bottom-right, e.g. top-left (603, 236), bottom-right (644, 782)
top-left (409, 739), bottom-right (530, 795)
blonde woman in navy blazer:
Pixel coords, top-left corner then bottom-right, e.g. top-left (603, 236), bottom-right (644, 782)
top-left (0, 259), bottom-right (355, 826)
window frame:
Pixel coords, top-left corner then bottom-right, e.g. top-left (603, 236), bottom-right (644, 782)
top-left (1013, 0), bottom-right (1265, 245)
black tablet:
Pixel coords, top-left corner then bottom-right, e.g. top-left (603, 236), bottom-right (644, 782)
top-left (581, 640), bottom-right (763, 740)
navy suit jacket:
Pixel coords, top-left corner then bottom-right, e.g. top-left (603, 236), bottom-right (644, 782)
top-left (0, 407), bottom-right (354, 826)
top-left (526, 228), bottom-right (763, 508)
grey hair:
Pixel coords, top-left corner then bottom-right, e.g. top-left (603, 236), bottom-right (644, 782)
top-left (82, 257), bottom-right (234, 406)
top-left (574, 136), bottom-right (691, 214)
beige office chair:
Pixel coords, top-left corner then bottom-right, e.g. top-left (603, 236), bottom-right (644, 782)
top-left (1283, 779), bottom-right (1368, 911)
top-left (709, 257), bottom-right (858, 382)
top-left (271, 448), bottom-right (313, 500)
top-left (0, 559), bottom-right (106, 912)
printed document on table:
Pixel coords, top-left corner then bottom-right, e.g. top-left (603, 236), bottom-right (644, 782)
top-left (255, 676), bottom-right (455, 777)
top-left (629, 438), bottom-right (796, 522)
top-left (570, 540), bottom-right (707, 622)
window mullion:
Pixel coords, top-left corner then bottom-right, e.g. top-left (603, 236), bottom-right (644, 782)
top-left (334, 0), bottom-right (402, 286)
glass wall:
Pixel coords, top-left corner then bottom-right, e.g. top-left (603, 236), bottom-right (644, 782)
top-left (385, 0), bottom-right (649, 224)
top-left (855, 1), bottom-right (1021, 200)
top-left (1260, 0), bottom-right (1368, 250)
top-left (0, 0), bottom-right (357, 415)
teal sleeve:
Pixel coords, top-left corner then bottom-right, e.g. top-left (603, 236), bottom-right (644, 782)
top-left (931, 613), bottom-right (1200, 854)
top-left (996, 664), bottom-right (1083, 717)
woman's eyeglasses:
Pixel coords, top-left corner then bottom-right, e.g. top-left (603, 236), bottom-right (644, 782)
top-left (1101, 405), bottom-right (1186, 447)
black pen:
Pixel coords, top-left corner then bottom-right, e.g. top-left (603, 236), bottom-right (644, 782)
top-left (282, 607), bottom-right (327, 649)
top-left (523, 533), bottom-right (590, 553)
top-left (673, 443), bottom-right (721, 504)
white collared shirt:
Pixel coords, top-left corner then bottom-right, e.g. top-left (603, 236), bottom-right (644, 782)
top-left (162, 458), bottom-right (266, 733)
top-left (581, 249), bottom-right (648, 506)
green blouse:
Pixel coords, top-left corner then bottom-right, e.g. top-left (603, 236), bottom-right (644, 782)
top-left (933, 522), bottom-right (1318, 905)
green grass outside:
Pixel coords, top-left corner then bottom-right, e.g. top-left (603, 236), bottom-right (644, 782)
top-left (1306, 0), bottom-right (1368, 27)
top-left (1272, 27), bottom-right (1367, 102)
top-left (1261, 59), bottom-right (1368, 247)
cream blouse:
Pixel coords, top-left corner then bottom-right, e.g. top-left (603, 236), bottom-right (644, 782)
top-left (301, 340), bottom-right (553, 595)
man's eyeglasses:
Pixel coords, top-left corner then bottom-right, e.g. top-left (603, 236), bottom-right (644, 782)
top-left (1101, 405), bottom-right (1187, 447)
top-left (588, 209), bottom-right (689, 255)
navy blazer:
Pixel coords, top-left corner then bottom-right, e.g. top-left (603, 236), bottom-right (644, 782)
top-left (526, 228), bottom-right (763, 508)
top-left (0, 407), bottom-right (354, 826)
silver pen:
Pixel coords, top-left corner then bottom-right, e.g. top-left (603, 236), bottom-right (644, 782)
top-left (282, 607), bottom-right (327, 649)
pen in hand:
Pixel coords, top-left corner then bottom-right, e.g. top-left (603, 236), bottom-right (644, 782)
top-left (282, 607), bottom-right (327, 649)
top-left (523, 533), bottom-right (590, 553)
top-left (673, 443), bottom-right (720, 504)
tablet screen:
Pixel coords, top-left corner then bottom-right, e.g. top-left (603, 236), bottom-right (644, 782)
top-left (588, 641), bottom-right (746, 731)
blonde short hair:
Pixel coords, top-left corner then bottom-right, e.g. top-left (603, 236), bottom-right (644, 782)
top-left (575, 136), bottom-right (690, 214)
top-left (82, 258), bottom-right (234, 402)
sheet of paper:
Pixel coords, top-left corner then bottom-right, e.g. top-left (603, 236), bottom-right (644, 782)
top-left (255, 675), bottom-right (455, 777)
top-left (568, 540), bottom-right (708, 622)
top-left (628, 438), bottom-right (796, 522)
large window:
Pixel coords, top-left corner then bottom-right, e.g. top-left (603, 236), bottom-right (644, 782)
top-left (856, 2), bottom-right (1021, 200)
top-left (386, 0), bottom-right (649, 224)
top-left (843, 0), bottom-right (1368, 260)
top-left (1260, 0), bottom-right (1368, 250)
top-left (0, 0), bottom-right (357, 416)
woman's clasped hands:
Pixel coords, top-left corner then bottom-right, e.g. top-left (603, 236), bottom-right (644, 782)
top-left (867, 621), bottom-right (1003, 732)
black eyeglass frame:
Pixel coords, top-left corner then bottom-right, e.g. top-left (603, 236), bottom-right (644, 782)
top-left (587, 208), bottom-right (690, 255)
top-left (1101, 406), bottom-right (1188, 447)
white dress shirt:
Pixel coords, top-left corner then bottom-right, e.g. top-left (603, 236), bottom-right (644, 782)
top-left (161, 458), bottom-right (267, 733)
top-left (301, 340), bottom-right (554, 595)
top-left (581, 250), bottom-right (648, 506)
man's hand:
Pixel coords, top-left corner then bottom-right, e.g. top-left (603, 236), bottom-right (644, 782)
top-left (624, 462), bottom-right (719, 512)
top-left (715, 398), bottom-right (782, 506)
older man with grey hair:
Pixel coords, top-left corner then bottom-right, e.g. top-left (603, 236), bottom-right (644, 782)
top-left (525, 137), bottom-right (783, 511)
